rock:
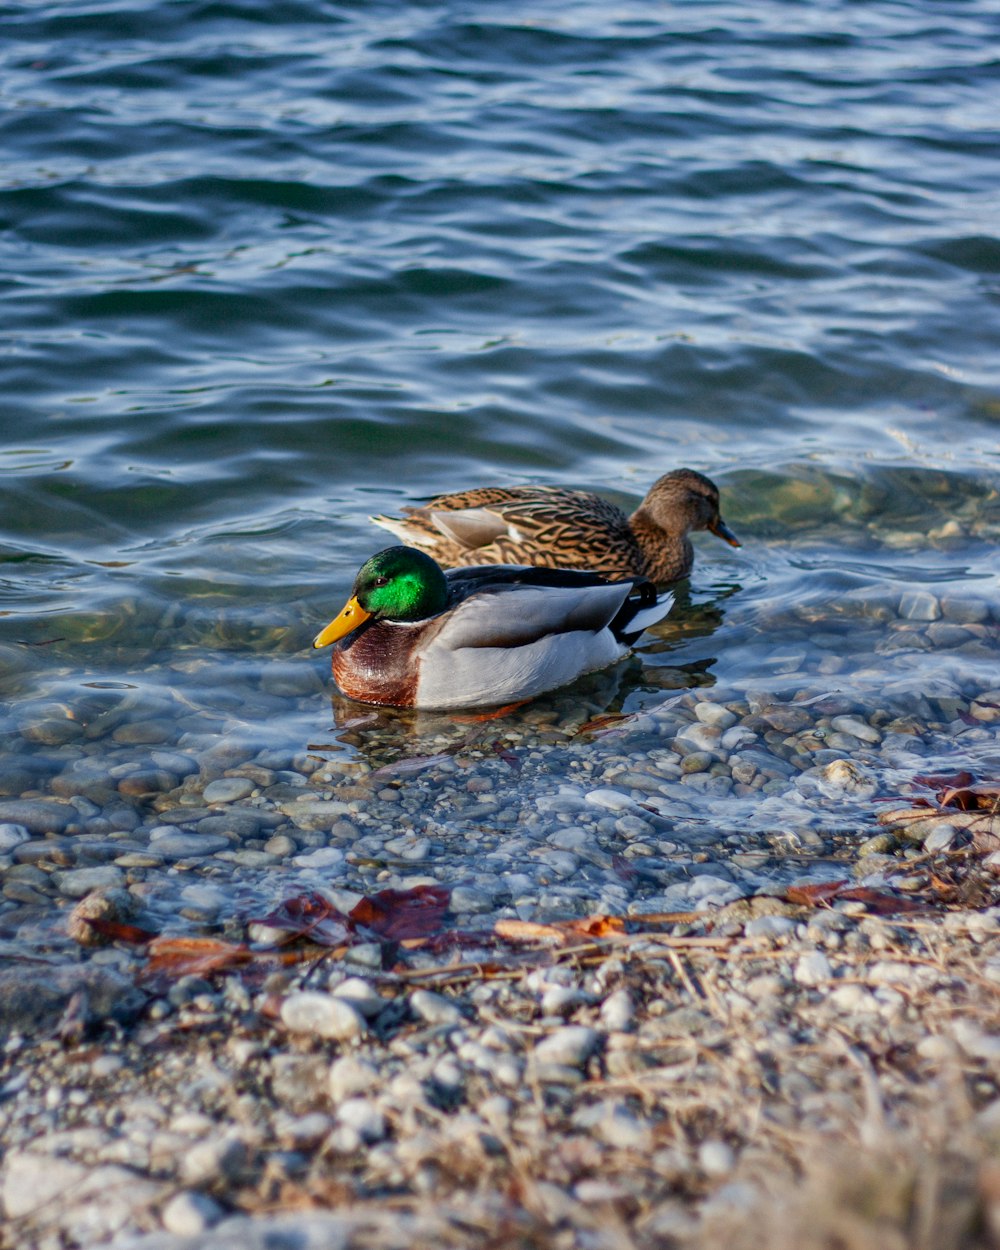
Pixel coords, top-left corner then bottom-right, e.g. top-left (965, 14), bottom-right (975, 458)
top-left (336, 1097), bottom-right (385, 1142)
top-left (699, 1140), bottom-right (735, 1175)
top-left (793, 951), bottom-right (833, 986)
top-left (533, 1026), bottom-right (600, 1068)
top-left (161, 1190), bottom-right (224, 1236)
top-left (599, 989), bottom-right (635, 1032)
top-left (66, 889), bottom-right (139, 945)
top-left (147, 830), bottom-right (231, 859)
top-left (329, 1056), bottom-right (377, 1102)
top-left (830, 715), bottom-right (880, 744)
top-left (923, 824), bottom-right (958, 853)
top-left (410, 988), bottom-right (464, 1026)
top-left (0, 800), bottom-right (73, 835)
top-left (280, 992), bottom-right (366, 1040)
top-left (53, 865), bottom-right (125, 898)
top-left (694, 702), bottom-right (738, 730)
top-left (0, 823), bottom-right (30, 852)
top-left (898, 590), bottom-right (940, 621)
top-left (331, 977), bottom-right (385, 1018)
top-left (0, 1151), bottom-right (160, 1241)
top-left (202, 777), bottom-right (256, 803)
top-left (586, 788), bottom-right (639, 813)
top-left (180, 1134), bottom-right (249, 1186)
top-left (818, 758), bottom-right (877, 797)
top-left (0, 964), bottom-right (144, 1038)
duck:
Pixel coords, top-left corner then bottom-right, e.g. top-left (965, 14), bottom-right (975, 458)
top-left (370, 468), bottom-right (740, 585)
top-left (312, 545), bottom-right (673, 710)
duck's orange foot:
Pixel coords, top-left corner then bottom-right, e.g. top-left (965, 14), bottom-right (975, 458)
top-left (452, 698), bottom-right (532, 724)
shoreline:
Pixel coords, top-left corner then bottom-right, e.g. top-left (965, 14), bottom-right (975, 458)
top-left (2, 839), bottom-right (998, 1250)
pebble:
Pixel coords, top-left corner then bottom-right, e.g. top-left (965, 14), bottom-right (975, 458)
top-left (280, 993), bottom-right (367, 1041)
top-left (202, 777), bottom-right (256, 803)
top-left (335, 1097), bottom-right (385, 1142)
top-left (698, 1140), bottom-right (735, 1176)
top-left (830, 715), bottom-right (880, 744)
top-left (923, 824), bottom-right (958, 853)
top-left (0, 823), bottom-right (31, 852)
top-left (147, 829), bottom-right (231, 859)
top-left (410, 988), bottom-right (464, 1027)
top-left (532, 1026), bottom-right (600, 1068)
top-left (794, 951), bottom-right (833, 986)
top-left (329, 1056), bottom-right (378, 1102)
top-left (0, 800), bottom-right (73, 834)
top-left (161, 1190), bottom-right (224, 1235)
top-left (331, 977), bottom-right (385, 1018)
top-left (53, 866), bottom-right (125, 899)
top-left (898, 590), bottom-right (941, 621)
top-left (599, 989), bottom-right (635, 1032)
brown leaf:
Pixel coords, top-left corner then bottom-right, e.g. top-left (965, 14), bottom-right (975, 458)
top-left (940, 782), bottom-right (1000, 813)
top-left (348, 884), bottom-right (451, 941)
top-left (563, 914), bottom-right (626, 938)
top-left (145, 936), bottom-right (251, 979)
top-left (784, 880), bottom-right (849, 906)
top-left (913, 771), bottom-right (975, 795)
top-left (254, 893), bottom-right (352, 946)
top-left (81, 918), bottom-right (158, 945)
top-left (493, 918), bottom-right (564, 942)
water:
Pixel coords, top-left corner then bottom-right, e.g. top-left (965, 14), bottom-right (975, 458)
top-left (1, 1), bottom-right (998, 944)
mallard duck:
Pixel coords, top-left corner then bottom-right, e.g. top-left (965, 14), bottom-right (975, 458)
top-left (370, 468), bottom-right (740, 585)
top-left (313, 545), bottom-right (673, 710)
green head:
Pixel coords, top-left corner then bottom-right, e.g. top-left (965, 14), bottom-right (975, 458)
top-left (313, 546), bottom-right (448, 647)
top-left (352, 546), bottom-right (449, 620)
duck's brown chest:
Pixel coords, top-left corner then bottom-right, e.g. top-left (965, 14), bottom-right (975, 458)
top-left (332, 621), bottom-right (419, 707)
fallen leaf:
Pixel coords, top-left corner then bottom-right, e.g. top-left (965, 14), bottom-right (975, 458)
top-left (81, 918), bottom-right (158, 945)
top-left (784, 881), bottom-right (849, 906)
top-left (563, 914), bottom-right (627, 938)
top-left (254, 893), bottom-right (352, 946)
top-left (493, 919), bottom-right (564, 942)
top-left (349, 884), bottom-right (451, 941)
top-left (146, 936), bottom-right (251, 979)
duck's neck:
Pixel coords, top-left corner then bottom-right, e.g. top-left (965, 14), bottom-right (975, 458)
top-left (629, 508), bottom-right (693, 583)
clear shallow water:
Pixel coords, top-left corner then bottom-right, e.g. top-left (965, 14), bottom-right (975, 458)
top-left (1, 1), bottom-right (999, 943)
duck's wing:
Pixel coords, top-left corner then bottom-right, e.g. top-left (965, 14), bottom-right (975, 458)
top-left (435, 567), bottom-right (643, 651)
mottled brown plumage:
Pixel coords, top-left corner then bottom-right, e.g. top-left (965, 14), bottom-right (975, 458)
top-left (371, 468), bottom-right (740, 585)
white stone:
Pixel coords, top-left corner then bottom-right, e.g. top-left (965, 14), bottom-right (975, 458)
top-left (923, 824), bottom-right (958, 853)
top-left (898, 590), bottom-right (940, 621)
top-left (830, 715), bottom-right (881, 744)
top-left (329, 1056), bottom-right (377, 1102)
top-left (533, 1026), bottom-right (600, 1068)
top-left (291, 847), bottom-right (345, 868)
top-left (180, 1134), bottom-right (248, 1186)
top-left (699, 1139), bottom-right (735, 1175)
top-left (585, 788), bottom-right (638, 813)
top-left (281, 992), bottom-right (366, 1041)
top-left (202, 777), bottom-right (255, 803)
top-left (410, 988), bottom-right (464, 1026)
top-left (161, 1190), bottom-right (224, 1236)
top-left (793, 951), bottom-right (832, 986)
top-left (0, 823), bottom-right (30, 852)
top-left (331, 977), bottom-right (384, 1018)
top-left (694, 702), bottom-right (738, 730)
top-left (336, 1097), bottom-right (385, 1142)
top-left (599, 989), bottom-right (635, 1032)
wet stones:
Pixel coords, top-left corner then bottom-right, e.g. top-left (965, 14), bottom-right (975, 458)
top-left (0, 799), bottom-right (74, 835)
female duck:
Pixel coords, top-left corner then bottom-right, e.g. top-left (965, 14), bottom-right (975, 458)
top-left (370, 468), bottom-right (740, 585)
top-left (313, 546), bottom-right (672, 710)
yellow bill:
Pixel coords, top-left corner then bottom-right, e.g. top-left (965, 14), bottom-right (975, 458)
top-left (313, 595), bottom-right (371, 648)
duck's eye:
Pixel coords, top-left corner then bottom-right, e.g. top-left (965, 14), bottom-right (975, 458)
top-left (372, 576), bottom-right (389, 587)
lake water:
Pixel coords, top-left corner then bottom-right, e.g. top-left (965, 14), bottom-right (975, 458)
top-left (1, 1), bottom-right (998, 946)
